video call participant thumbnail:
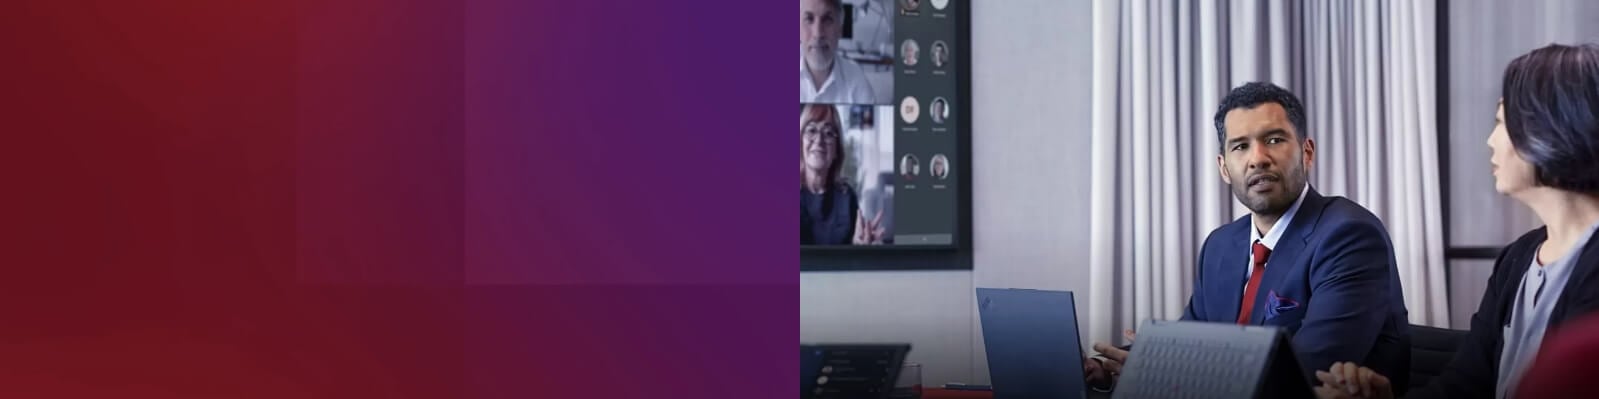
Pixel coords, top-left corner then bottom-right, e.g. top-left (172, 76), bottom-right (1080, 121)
top-left (930, 97), bottom-right (948, 124)
top-left (800, 0), bottom-right (877, 104)
top-left (801, 104), bottom-right (885, 245)
top-left (902, 39), bottom-right (919, 67)
top-left (900, 153), bottom-right (920, 180)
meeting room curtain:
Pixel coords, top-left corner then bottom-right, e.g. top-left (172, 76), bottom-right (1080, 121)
top-left (1086, 0), bottom-right (1448, 347)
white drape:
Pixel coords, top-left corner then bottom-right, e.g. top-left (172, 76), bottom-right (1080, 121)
top-left (1087, 0), bottom-right (1449, 347)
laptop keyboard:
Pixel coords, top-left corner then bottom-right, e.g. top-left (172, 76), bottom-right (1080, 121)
top-left (1113, 335), bottom-right (1269, 399)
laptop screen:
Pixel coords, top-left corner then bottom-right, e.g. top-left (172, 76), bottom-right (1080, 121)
top-left (976, 288), bottom-right (1089, 399)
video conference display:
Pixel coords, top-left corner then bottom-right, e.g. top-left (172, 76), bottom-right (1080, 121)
top-left (801, 0), bottom-right (962, 247)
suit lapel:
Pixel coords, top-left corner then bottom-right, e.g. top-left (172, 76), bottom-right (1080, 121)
top-left (1250, 234), bottom-right (1309, 324)
top-left (1220, 220), bottom-right (1250, 323)
top-left (1247, 188), bottom-right (1325, 325)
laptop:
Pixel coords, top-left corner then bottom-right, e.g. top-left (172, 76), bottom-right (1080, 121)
top-left (976, 288), bottom-right (1090, 399)
top-left (800, 343), bottom-right (912, 399)
top-left (1111, 320), bottom-right (1312, 399)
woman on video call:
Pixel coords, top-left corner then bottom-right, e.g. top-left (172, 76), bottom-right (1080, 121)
top-left (801, 104), bottom-right (885, 245)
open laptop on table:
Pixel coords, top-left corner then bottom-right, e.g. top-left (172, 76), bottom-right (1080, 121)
top-left (976, 288), bottom-right (1090, 399)
top-left (1112, 320), bottom-right (1312, 399)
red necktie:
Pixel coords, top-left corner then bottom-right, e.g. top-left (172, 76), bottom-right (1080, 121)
top-left (1237, 241), bottom-right (1271, 325)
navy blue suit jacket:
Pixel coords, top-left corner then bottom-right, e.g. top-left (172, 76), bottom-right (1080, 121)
top-left (1182, 187), bottom-right (1410, 387)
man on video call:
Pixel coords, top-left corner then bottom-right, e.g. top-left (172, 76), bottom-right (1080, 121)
top-left (800, 0), bottom-right (877, 104)
top-left (1083, 82), bottom-right (1411, 393)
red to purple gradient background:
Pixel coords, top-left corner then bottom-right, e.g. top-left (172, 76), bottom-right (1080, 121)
top-left (1, 0), bottom-right (792, 397)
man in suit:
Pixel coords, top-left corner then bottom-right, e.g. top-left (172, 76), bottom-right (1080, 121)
top-left (1085, 82), bottom-right (1411, 392)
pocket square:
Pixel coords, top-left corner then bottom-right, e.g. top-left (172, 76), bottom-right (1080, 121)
top-left (1265, 290), bottom-right (1301, 320)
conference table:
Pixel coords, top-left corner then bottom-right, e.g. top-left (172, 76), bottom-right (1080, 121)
top-left (920, 388), bottom-right (991, 399)
top-left (921, 387), bottom-right (1112, 399)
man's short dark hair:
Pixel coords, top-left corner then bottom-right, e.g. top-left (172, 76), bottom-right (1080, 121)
top-left (1212, 82), bottom-right (1308, 151)
top-left (1502, 43), bottom-right (1599, 193)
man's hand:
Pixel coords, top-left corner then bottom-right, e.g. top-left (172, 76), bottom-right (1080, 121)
top-left (1313, 362), bottom-right (1393, 399)
top-left (1083, 356), bottom-right (1111, 387)
top-left (1087, 330), bottom-right (1137, 387)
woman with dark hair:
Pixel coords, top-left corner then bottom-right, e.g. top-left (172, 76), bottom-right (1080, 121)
top-left (1315, 43), bottom-right (1599, 399)
top-left (801, 104), bottom-right (885, 245)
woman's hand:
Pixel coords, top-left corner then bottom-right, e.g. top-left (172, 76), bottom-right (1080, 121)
top-left (853, 209), bottom-right (886, 245)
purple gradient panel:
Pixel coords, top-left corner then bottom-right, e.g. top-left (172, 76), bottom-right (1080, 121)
top-left (467, 284), bottom-right (793, 398)
top-left (464, 0), bottom-right (795, 398)
top-left (293, 0), bottom-right (468, 396)
top-left (465, 0), bottom-right (792, 284)
top-left (3, 0), bottom-right (795, 396)
top-left (3, 1), bottom-right (465, 397)
top-left (297, 0), bottom-right (465, 284)
top-left (1, 1), bottom-right (307, 395)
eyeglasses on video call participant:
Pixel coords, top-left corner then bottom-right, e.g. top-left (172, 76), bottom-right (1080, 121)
top-left (800, 104), bottom-right (885, 246)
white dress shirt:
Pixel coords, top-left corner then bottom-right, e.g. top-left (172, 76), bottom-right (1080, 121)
top-left (800, 51), bottom-right (877, 104)
top-left (1244, 184), bottom-right (1311, 295)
